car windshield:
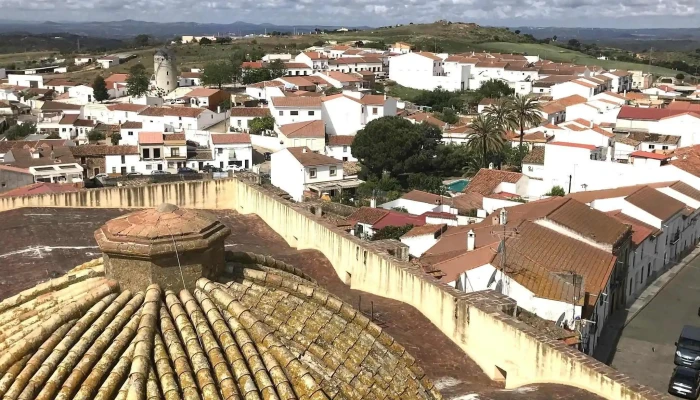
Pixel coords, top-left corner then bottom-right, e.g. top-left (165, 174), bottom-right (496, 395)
top-left (674, 371), bottom-right (697, 386)
top-left (679, 337), bottom-right (700, 352)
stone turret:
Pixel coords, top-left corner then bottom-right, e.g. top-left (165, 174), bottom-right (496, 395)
top-left (94, 203), bottom-right (230, 292)
top-left (153, 47), bottom-right (178, 94)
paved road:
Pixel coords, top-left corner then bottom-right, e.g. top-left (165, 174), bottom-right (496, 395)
top-left (610, 255), bottom-right (700, 394)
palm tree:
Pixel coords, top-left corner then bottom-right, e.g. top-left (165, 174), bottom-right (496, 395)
top-left (484, 97), bottom-right (517, 132)
top-left (510, 94), bottom-right (542, 167)
top-left (467, 115), bottom-right (505, 169)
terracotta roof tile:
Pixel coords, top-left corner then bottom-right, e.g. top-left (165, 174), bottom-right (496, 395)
top-left (229, 107), bottom-right (271, 117)
top-left (70, 145), bottom-right (139, 156)
top-left (270, 96), bottom-right (322, 108)
top-left (670, 181), bottom-right (700, 202)
top-left (523, 146), bottom-right (545, 165)
top-left (625, 186), bottom-right (686, 221)
top-left (630, 150), bottom-right (671, 160)
top-left (0, 182), bottom-right (81, 197)
top-left (617, 106), bottom-right (686, 121)
top-left (279, 120), bottom-right (325, 138)
top-left (327, 135), bottom-right (354, 146)
top-left (548, 141), bottom-right (597, 150)
top-left (287, 147), bottom-right (340, 166)
top-left (605, 210), bottom-right (659, 246)
top-left (346, 207), bottom-right (390, 225)
top-left (138, 132), bottom-right (164, 145)
top-left (401, 190), bottom-right (446, 204)
top-left (211, 133), bottom-right (251, 145)
top-left (464, 168), bottom-right (523, 195)
top-left (139, 107), bottom-right (206, 118)
top-left (402, 224), bottom-right (447, 238)
top-left (120, 121), bottom-right (143, 129)
top-left (106, 103), bottom-right (149, 112)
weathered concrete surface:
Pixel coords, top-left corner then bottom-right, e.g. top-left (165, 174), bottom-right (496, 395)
top-left (0, 178), bottom-right (672, 400)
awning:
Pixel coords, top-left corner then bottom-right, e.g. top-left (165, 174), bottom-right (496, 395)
top-left (306, 178), bottom-right (363, 192)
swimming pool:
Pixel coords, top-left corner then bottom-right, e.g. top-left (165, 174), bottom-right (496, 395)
top-left (446, 179), bottom-right (469, 192)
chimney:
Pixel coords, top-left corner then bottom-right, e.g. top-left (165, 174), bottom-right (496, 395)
top-left (302, 148), bottom-right (307, 153)
top-left (499, 208), bottom-right (508, 225)
top-left (369, 198), bottom-right (376, 208)
top-left (467, 229), bottom-right (475, 251)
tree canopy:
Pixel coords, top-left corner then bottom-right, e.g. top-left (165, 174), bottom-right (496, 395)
top-left (87, 130), bottom-right (105, 143)
top-left (371, 224), bottom-right (414, 241)
top-left (126, 64), bottom-right (149, 98)
top-left (267, 59), bottom-right (287, 79)
top-left (111, 132), bottom-right (122, 145)
top-left (201, 62), bottom-right (234, 88)
top-left (92, 75), bottom-right (109, 102)
top-left (5, 122), bottom-right (36, 140)
top-left (133, 34), bottom-right (150, 47)
top-left (413, 87), bottom-right (464, 111)
top-left (467, 114), bottom-right (506, 168)
top-left (248, 115), bottom-right (275, 134)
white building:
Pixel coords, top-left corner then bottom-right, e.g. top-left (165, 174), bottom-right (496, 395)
top-left (74, 56), bottom-right (94, 66)
top-left (262, 53), bottom-right (292, 62)
top-left (294, 52), bottom-right (329, 72)
top-left (551, 79), bottom-right (600, 100)
top-left (313, 72), bottom-right (362, 90)
top-left (270, 146), bottom-right (345, 202)
top-left (321, 93), bottom-right (397, 136)
top-left (325, 135), bottom-right (356, 162)
top-left (137, 106), bottom-right (226, 132)
top-left (277, 120), bottom-right (326, 152)
top-left (67, 85), bottom-right (96, 104)
top-left (328, 57), bottom-right (383, 74)
top-left (269, 96), bottom-right (322, 125)
top-left (179, 71), bottom-right (202, 87)
top-left (229, 107), bottom-right (271, 133)
top-left (388, 52), bottom-right (468, 92)
top-left (211, 133), bottom-right (253, 170)
top-left (642, 85), bottom-right (681, 97)
top-left (8, 74), bottom-right (44, 89)
top-left (283, 62), bottom-right (314, 77)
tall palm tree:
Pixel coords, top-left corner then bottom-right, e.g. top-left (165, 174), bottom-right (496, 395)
top-left (467, 115), bottom-right (505, 169)
top-left (484, 97), bottom-right (517, 133)
top-left (510, 94), bottom-right (543, 167)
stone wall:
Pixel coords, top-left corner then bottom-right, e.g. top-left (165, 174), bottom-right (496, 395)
top-left (0, 177), bottom-right (670, 400)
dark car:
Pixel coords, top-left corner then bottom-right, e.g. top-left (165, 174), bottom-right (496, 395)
top-left (675, 325), bottom-right (700, 369)
top-left (669, 366), bottom-right (700, 399)
top-left (177, 167), bottom-right (198, 174)
top-left (151, 170), bottom-right (171, 175)
top-left (264, 152), bottom-right (272, 161)
top-left (126, 172), bottom-right (143, 177)
top-left (202, 165), bottom-right (222, 173)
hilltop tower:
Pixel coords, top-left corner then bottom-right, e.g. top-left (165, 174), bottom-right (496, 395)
top-left (153, 47), bottom-right (178, 94)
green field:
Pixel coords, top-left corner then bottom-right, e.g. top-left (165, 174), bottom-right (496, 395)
top-left (474, 42), bottom-right (682, 76)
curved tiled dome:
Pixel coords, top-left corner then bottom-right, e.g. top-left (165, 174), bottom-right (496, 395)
top-left (0, 252), bottom-right (442, 400)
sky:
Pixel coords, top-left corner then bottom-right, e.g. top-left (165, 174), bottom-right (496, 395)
top-left (0, 0), bottom-right (698, 29)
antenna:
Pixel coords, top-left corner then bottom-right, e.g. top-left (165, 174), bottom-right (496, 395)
top-left (167, 227), bottom-right (187, 290)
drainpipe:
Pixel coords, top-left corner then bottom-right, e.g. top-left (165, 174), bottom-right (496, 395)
top-left (568, 174), bottom-right (572, 194)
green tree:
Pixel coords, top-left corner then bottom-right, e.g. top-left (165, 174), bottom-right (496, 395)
top-left (324, 87), bottom-right (342, 95)
top-left (216, 37), bottom-right (232, 44)
top-left (356, 174), bottom-right (402, 201)
top-left (407, 173), bottom-right (446, 194)
top-left (484, 97), bottom-right (516, 131)
top-left (267, 59), bottom-right (287, 79)
top-left (199, 37), bottom-right (212, 45)
top-left (546, 185), bottom-right (566, 196)
top-left (111, 132), bottom-right (122, 145)
top-left (676, 73), bottom-right (686, 81)
top-left (126, 65), bottom-right (149, 98)
top-left (436, 108), bottom-right (459, 124)
top-left (510, 94), bottom-right (542, 169)
top-left (92, 75), bottom-right (110, 102)
top-left (46, 132), bottom-right (61, 139)
top-left (87, 130), bottom-right (105, 143)
top-left (248, 115), bottom-right (275, 134)
top-left (241, 68), bottom-right (273, 84)
top-left (477, 79), bottom-right (515, 99)
top-left (133, 34), bottom-right (150, 47)
top-left (313, 40), bottom-right (325, 47)
top-left (229, 51), bottom-right (244, 84)
top-left (5, 122), bottom-right (36, 140)
top-left (371, 224), bottom-right (414, 241)
top-left (353, 116), bottom-right (442, 178)
top-left (202, 62), bottom-right (234, 89)
top-left (467, 115), bottom-right (505, 168)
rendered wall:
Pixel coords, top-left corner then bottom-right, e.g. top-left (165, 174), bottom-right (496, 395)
top-left (0, 177), bottom-right (669, 400)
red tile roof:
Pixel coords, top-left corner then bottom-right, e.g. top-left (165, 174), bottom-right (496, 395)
top-left (69, 145), bottom-right (139, 156)
top-left (185, 88), bottom-right (222, 97)
top-left (287, 147), bottom-right (340, 167)
top-left (605, 210), bottom-right (659, 246)
top-left (284, 62), bottom-right (311, 69)
top-left (120, 121), bottom-right (143, 129)
top-left (139, 107), bottom-right (206, 118)
top-left (625, 186), bottom-right (685, 221)
top-left (107, 103), bottom-right (149, 112)
top-left (180, 71), bottom-right (201, 78)
top-left (229, 107), bottom-right (271, 117)
top-left (548, 142), bottom-right (596, 150)
top-left (630, 151), bottom-right (671, 160)
top-left (138, 132), bottom-right (164, 145)
top-left (211, 134), bottom-right (251, 145)
top-left (327, 135), bottom-right (354, 146)
top-left (279, 120), bottom-right (325, 138)
top-left (0, 182), bottom-right (80, 197)
top-left (464, 168), bottom-right (523, 195)
top-left (402, 224), bottom-right (447, 238)
top-left (617, 106), bottom-right (686, 121)
top-left (242, 61), bottom-right (264, 69)
top-left (270, 96), bottom-right (322, 108)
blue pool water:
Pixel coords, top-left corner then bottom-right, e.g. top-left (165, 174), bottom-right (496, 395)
top-left (447, 179), bottom-right (469, 192)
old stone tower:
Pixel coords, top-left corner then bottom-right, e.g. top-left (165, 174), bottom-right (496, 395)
top-left (153, 47), bottom-right (178, 94)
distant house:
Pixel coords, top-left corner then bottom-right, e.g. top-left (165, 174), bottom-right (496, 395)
top-left (179, 71), bottom-right (202, 87)
top-left (70, 145), bottom-right (140, 178)
top-left (277, 120), bottom-right (326, 152)
top-left (229, 107), bottom-right (271, 132)
top-left (346, 206), bottom-right (425, 239)
top-left (390, 42), bottom-right (412, 54)
top-left (210, 133), bottom-right (253, 170)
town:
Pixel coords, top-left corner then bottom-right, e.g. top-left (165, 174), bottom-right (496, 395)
top-left (0, 23), bottom-right (699, 400)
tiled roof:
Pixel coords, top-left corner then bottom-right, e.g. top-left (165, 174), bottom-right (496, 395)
top-left (555, 94), bottom-right (588, 107)
top-left (248, 80), bottom-right (285, 88)
top-left (605, 210), bottom-right (659, 246)
top-left (508, 131), bottom-right (550, 143)
top-left (330, 57), bottom-right (382, 65)
top-left (670, 146), bottom-right (700, 177)
top-left (406, 112), bottom-right (446, 127)
top-left (566, 182), bottom-right (673, 204)
top-left (41, 101), bottom-right (81, 111)
top-left (75, 119), bottom-right (96, 127)
top-left (667, 101), bottom-right (700, 112)
top-left (45, 79), bottom-right (77, 87)
top-left (138, 132), bottom-right (164, 145)
top-left (372, 211), bottom-right (426, 229)
top-left (59, 114), bottom-right (79, 125)
top-left (104, 73), bottom-right (129, 84)
top-left (523, 146), bottom-right (545, 165)
top-left (402, 190), bottom-right (445, 204)
top-left (139, 107), bottom-right (206, 118)
top-left (211, 133), bottom-right (252, 145)
top-left (617, 106), bottom-right (686, 121)
top-left (0, 139), bottom-right (71, 154)
top-left (0, 254), bottom-right (437, 400)
top-left (106, 103), bottom-right (149, 112)
top-left (180, 71), bottom-right (201, 78)
top-left (402, 224), bottom-right (447, 238)
top-left (302, 51), bottom-right (327, 60)
top-left (186, 88), bottom-right (222, 97)
top-left (670, 181), bottom-right (700, 202)
top-left (616, 136), bottom-right (641, 146)
top-left (6, 146), bottom-right (76, 168)
top-left (327, 135), bottom-right (354, 146)
top-left (283, 62), bottom-right (312, 69)
top-left (270, 96), bottom-right (322, 108)
top-left (450, 191), bottom-right (484, 212)
top-left (187, 149), bottom-right (212, 160)
top-left (539, 102), bottom-right (565, 114)
top-left (545, 197), bottom-right (631, 246)
top-left (464, 168), bottom-right (523, 195)
top-left (287, 147), bottom-right (340, 167)
top-left (548, 142), bottom-right (596, 150)
top-left (414, 52), bottom-right (442, 61)
top-left (630, 150), bottom-right (671, 160)
top-left (163, 133), bottom-right (186, 142)
top-left (70, 145), bottom-right (139, 156)
top-left (280, 120), bottom-right (325, 138)
top-left (628, 131), bottom-right (680, 145)
top-left (229, 107), bottom-right (271, 117)
top-left (625, 186), bottom-right (686, 221)
top-left (346, 207), bottom-right (390, 225)
top-left (318, 71), bottom-right (362, 82)
top-left (242, 61), bottom-right (264, 69)
top-left (0, 182), bottom-right (80, 197)
top-left (120, 121), bottom-right (143, 129)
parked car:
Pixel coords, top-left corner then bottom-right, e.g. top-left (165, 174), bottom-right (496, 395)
top-left (669, 366), bottom-right (700, 399)
top-left (151, 170), bottom-right (171, 175)
top-left (126, 172), bottom-right (143, 177)
top-left (675, 325), bottom-right (700, 369)
top-left (223, 164), bottom-right (244, 172)
top-left (263, 152), bottom-right (272, 161)
top-left (94, 173), bottom-right (108, 179)
top-left (177, 167), bottom-right (198, 174)
top-left (202, 165), bottom-right (222, 173)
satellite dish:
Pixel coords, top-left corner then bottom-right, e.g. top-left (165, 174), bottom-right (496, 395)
top-left (556, 312), bottom-right (566, 327)
top-left (487, 269), bottom-right (498, 288)
top-left (495, 279), bottom-right (503, 293)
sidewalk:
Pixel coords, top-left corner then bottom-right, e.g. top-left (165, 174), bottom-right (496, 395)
top-left (593, 245), bottom-right (700, 364)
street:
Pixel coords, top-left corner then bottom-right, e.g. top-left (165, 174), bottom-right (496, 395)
top-left (610, 255), bottom-right (700, 394)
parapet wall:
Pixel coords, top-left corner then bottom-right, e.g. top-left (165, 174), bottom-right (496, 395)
top-left (0, 178), bottom-right (669, 400)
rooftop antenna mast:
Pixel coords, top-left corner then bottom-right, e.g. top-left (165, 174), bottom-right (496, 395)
top-left (490, 209), bottom-right (519, 305)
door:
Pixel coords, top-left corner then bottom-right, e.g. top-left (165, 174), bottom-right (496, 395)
top-left (120, 167), bottom-right (127, 175)
top-left (244, 160), bottom-right (249, 169)
top-left (198, 162), bottom-right (203, 170)
top-left (157, 164), bottom-right (163, 171)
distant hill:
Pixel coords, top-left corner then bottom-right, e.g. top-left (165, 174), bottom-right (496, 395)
top-left (0, 33), bottom-right (125, 55)
top-left (0, 20), bottom-right (370, 39)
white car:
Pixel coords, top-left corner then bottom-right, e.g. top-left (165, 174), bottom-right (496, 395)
top-left (224, 164), bottom-right (244, 172)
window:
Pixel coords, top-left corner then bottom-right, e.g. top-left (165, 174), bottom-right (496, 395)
top-left (291, 111), bottom-right (299, 116)
top-left (112, 167), bottom-right (116, 173)
top-left (662, 145), bottom-right (669, 150)
top-left (309, 168), bottom-right (317, 178)
top-left (143, 149), bottom-right (150, 159)
top-left (171, 148), bottom-right (180, 157)
top-left (179, 117), bottom-right (182, 121)
top-left (372, 107), bottom-right (378, 115)
top-left (121, 155), bottom-right (126, 163)
top-left (146, 164), bottom-right (152, 170)
top-left (343, 146), bottom-right (348, 153)
top-left (329, 166), bottom-right (337, 176)
top-left (342, 156), bottom-right (348, 161)
top-left (279, 111), bottom-right (283, 116)
top-left (647, 263), bottom-right (652, 277)
top-left (153, 149), bottom-right (161, 158)
top-left (649, 144), bottom-right (655, 150)
top-left (640, 269), bottom-right (644, 284)
top-left (217, 148), bottom-right (223, 155)
top-left (308, 111), bottom-right (315, 116)
top-left (237, 120), bottom-right (242, 126)
top-left (128, 131), bottom-right (133, 136)
top-left (62, 128), bottom-right (66, 132)
top-left (130, 166), bottom-right (136, 172)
